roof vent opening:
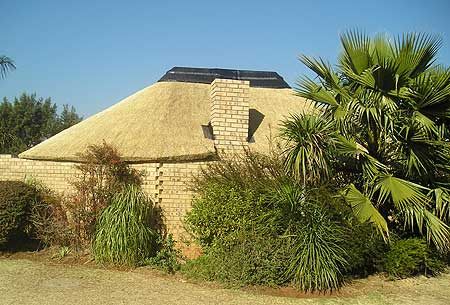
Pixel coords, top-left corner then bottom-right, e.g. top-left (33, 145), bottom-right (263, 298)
top-left (201, 123), bottom-right (214, 140)
top-left (248, 109), bottom-right (265, 142)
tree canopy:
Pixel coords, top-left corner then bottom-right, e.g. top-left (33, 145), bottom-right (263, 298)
top-left (0, 93), bottom-right (82, 154)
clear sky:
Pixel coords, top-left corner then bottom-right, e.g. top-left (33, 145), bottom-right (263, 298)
top-left (1, 0), bottom-right (450, 117)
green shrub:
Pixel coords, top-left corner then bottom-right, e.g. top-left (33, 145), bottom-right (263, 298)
top-left (182, 230), bottom-right (291, 287)
top-left (26, 178), bottom-right (73, 247)
top-left (383, 238), bottom-right (445, 278)
top-left (185, 183), bottom-right (267, 248)
top-left (69, 142), bottom-right (144, 248)
top-left (181, 255), bottom-right (213, 282)
top-left (93, 186), bottom-right (158, 266)
top-left (185, 151), bottom-right (384, 291)
top-left (144, 234), bottom-right (181, 273)
top-left (344, 223), bottom-right (387, 277)
top-left (264, 183), bottom-right (350, 291)
top-left (0, 181), bottom-right (38, 247)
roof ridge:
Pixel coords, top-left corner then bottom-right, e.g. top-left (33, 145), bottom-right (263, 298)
top-left (158, 66), bottom-right (291, 89)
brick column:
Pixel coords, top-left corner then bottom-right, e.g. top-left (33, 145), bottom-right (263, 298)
top-left (210, 79), bottom-right (250, 156)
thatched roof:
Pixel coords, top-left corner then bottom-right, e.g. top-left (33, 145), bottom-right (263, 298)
top-left (19, 68), bottom-right (312, 162)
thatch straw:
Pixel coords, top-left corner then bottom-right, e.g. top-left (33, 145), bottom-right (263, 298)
top-left (19, 82), bottom-right (312, 162)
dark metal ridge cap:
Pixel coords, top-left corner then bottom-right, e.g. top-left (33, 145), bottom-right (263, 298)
top-left (158, 66), bottom-right (291, 89)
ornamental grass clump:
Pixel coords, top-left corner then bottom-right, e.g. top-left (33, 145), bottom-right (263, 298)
top-left (287, 206), bottom-right (348, 292)
top-left (93, 185), bottom-right (158, 266)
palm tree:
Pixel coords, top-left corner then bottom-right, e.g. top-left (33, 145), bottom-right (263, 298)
top-left (0, 55), bottom-right (15, 79)
top-left (281, 31), bottom-right (450, 251)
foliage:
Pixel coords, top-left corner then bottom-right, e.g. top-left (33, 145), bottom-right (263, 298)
top-left (26, 178), bottom-right (73, 247)
top-left (0, 93), bottom-right (82, 154)
top-left (270, 185), bottom-right (349, 291)
top-left (344, 223), bottom-right (387, 276)
top-left (186, 183), bottom-right (266, 248)
top-left (0, 55), bottom-right (15, 79)
top-left (67, 142), bottom-right (143, 248)
top-left (93, 185), bottom-right (158, 266)
top-left (281, 31), bottom-right (450, 251)
top-left (182, 230), bottom-right (291, 287)
top-left (144, 234), bottom-right (181, 273)
top-left (52, 246), bottom-right (71, 259)
top-left (383, 238), bottom-right (446, 278)
top-left (192, 149), bottom-right (285, 193)
top-left (185, 152), bottom-right (354, 291)
top-left (0, 181), bottom-right (37, 247)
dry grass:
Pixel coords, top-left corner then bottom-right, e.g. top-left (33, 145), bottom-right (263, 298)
top-left (0, 254), bottom-right (449, 305)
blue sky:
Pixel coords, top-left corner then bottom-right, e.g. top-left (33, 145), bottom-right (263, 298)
top-left (1, 0), bottom-right (450, 117)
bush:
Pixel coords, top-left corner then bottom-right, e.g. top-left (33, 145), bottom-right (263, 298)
top-left (185, 183), bottom-right (267, 248)
top-left (383, 238), bottom-right (446, 278)
top-left (191, 149), bottom-right (285, 193)
top-left (185, 152), bottom-right (356, 291)
top-left (0, 181), bottom-right (37, 247)
top-left (344, 222), bottom-right (387, 277)
top-left (93, 185), bottom-right (158, 266)
top-left (182, 230), bottom-right (291, 287)
top-left (144, 234), bottom-right (181, 273)
top-left (68, 142), bottom-right (144, 248)
top-left (26, 179), bottom-right (73, 247)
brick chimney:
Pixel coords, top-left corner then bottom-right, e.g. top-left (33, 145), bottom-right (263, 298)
top-left (210, 78), bottom-right (250, 156)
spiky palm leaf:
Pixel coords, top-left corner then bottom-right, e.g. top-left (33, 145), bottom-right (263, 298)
top-left (0, 56), bottom-right (15, 79)
top-left (283, 30), bottom-right (450, 251)
top-left (280, 114), bottom-right (334, 184)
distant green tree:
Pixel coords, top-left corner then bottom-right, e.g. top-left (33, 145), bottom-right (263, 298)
top-left (55, 104), bottom-right (83, 133)
top-left (0, 93), bottom-right (82, 154)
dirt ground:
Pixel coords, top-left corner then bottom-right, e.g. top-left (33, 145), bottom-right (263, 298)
top-left (0, 253), bottom-right (449, 305)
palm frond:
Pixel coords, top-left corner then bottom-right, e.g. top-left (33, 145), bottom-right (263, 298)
top-left (280, 114), bottom-right (333, 184)
top-left (343, 184), bottom-right (389, 239)
top-left (428, 188), bottom-right (450, 221)
top-left (339, 30), bottom-right (372, 75)
top-left (371, 33), bottom-right (394, 65)
top-left (295, 76), bottom-right (340, 108)
top-left (393, 33), bottom-right (442, 78)
top-left (298, 55), bottom-right (340, 89)
top-left (374, 175), bottom-right (450, 251)
top-left (0, 56), bottom-right (15, 79)
top-left (423, 210), bottom-right (450, 252)
top-left (411, 68), bottom-right (450, 115)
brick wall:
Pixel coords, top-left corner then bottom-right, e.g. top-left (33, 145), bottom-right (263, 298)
top-left (0, 154), bottom-right (208, 257)
top-left (0, 154), bottom-right (77, 193)
top-left (210, 78), bottom-right (250, 155)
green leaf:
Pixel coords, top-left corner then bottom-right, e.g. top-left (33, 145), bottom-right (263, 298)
top-left (343, 184), bottom-right (389, 239)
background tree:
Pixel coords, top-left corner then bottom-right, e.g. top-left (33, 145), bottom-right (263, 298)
top-left (0, 93), bottom-right (82, 154)
top-left (281, 31), bottom-right (450, 251)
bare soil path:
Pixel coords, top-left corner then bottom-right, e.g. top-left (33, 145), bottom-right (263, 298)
top-left (0, 258), bottom-right (449, 305)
